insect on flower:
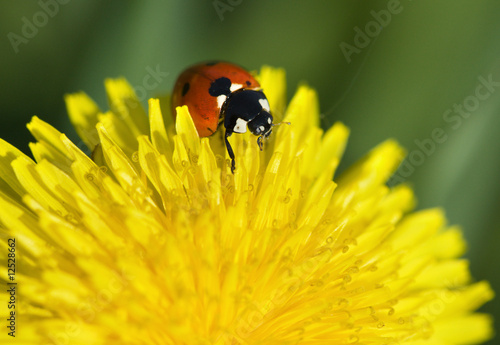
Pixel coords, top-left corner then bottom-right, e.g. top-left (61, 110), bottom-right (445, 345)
top-left (172, 61), bottom-right (289, 173)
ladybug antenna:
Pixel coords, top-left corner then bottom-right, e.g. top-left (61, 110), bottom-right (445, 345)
top-left (272, 121), bottom-right (291, 128)
top-left (257, 121), bottom-right (290, 150)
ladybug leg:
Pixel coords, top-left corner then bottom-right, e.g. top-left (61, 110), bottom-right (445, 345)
top-left (224, 130), bottom-right (236, 174)
top-left (257, 135), bottom-right (264, 151)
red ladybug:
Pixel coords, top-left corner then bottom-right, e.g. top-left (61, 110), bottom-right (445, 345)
top-left (172, 61), bottom-right (285, 173)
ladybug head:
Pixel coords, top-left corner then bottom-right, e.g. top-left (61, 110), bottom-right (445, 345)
top-left (248, 110), bottom-right (273, 149)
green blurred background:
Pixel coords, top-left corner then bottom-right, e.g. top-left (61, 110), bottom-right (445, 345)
top-left (1, 1), bottom-right (499, 341)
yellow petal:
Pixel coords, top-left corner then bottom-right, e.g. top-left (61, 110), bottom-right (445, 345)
top-left (97, 123), bottom-right (155, 210)
top-left (137, 135), bottom-right (187, 213)
top-left (11, 156), bottom-right (68, 216)
top-left (257, 65), bottom-right (287, 121)
top-left (98, 110), bottom-right (138, 157)
top-left (27, 116), bottom-right (70, 160)
top-left (105, 77), bottom-right (149, 137)
top-left (149, 98), bottom-right (173, 158)
top-left (433, 313), bottom-right (494, 345)
top-left (29, 141), bottom-right (73, 175)
top-left (65, 91), bottom-right (101, 151)
top-left (391, 208), bottom-right (445, 252)
top-left (0, 138), bottom-right (30, 200)
top-left (0, 192), bottom-right (48, 258)
top-left (413, 259), bottom-right (471, 289)
top-left (314, 122), bottom-right (350, 177)
top-left (175, 105), bottom-right (201, 158)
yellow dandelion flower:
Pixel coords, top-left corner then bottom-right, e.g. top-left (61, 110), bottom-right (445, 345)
top-left (0, 66), bottom-right (494, 344)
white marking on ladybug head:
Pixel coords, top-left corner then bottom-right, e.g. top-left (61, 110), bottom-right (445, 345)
top-left (259, 98), bottom-right (270, 112)
top-left (267, 117), bottom-right (272, 124)
top-left (233, 118), bottom-right (248, 133)
top-left (230, 83), bottom-right (243, 92)
top-left (259, 125), bottom-right (265, 133)
top-left (217, 95), bottom-right (226, 109)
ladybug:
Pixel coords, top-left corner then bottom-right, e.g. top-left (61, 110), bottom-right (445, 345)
top-left (172, 61), bottom-right (287, 173)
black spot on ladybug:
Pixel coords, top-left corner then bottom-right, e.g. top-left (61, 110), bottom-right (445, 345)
top-left (182, 82), bottom-right (190, 96)
top-left (209, 77), bottom-right (232, 97)
top-left (205, 61), bottom-right (218, 66)
top-left (245, 80), bottom-right (251, 86)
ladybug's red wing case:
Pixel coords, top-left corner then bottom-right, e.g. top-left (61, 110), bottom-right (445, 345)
top-left (195, 62), bottom-right (261, 91)
top-left (172, 67), bottom-right (221, 137)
